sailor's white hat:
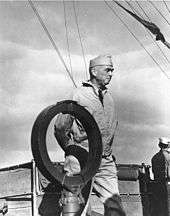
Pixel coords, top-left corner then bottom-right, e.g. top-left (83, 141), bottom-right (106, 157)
top-left (89, 54), bottom-right (114, 68)
top-left (158, 137), bottom-right (170, 149)
top-left (159, 137), bottom-right (170, 145)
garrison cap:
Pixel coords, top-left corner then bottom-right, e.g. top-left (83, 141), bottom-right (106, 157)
top-left (89, 54), bottom-right (113, 68)
top-left (158, 137), bottom-right (170, 148)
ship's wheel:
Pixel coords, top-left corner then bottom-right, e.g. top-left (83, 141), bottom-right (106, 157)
top-left (31, 100), bottom-right (102, 189)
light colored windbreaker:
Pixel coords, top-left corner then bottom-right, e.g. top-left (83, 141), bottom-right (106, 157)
top-left (54, 81), bottom-right (117, 157)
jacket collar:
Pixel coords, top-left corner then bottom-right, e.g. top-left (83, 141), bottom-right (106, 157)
top-left (82, 80), bottom-right (107, 95)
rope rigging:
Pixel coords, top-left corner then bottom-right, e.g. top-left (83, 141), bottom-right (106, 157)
top-left (63, 0), bottom-right (73, 77)
top-left (135, 1), bottom-right (150, 20)
top-left (72, 1), bottom-right (88, 79)
top-left (28, 0), bottom-right (77, 88)
top-left (163, 0), bottom-right (170, 15)
top-left (148, 0), bottom-right (170, 27)
top-left (135, 1), bottom-right (151, 21)
top-left (114, 1), bottom-right (170, 50)
top-left (104, 0), bottom-right (170, 79)
top-left (28, 0), bottom-right (170, 81)
top-left (125, 1), bottom-right (144, 19)
top-left (125, 1), bottom-right (170, 65)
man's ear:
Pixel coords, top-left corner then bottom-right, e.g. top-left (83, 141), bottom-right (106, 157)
top-left (91, 67), bottom-right (97, 77)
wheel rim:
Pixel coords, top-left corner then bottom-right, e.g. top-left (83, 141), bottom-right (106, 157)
top-left (31, 100), bottom-right (102, 188)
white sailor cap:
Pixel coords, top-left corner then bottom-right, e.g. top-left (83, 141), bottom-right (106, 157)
top-left (159, 137), bottom-right (170, 148)
top-left (159, 137), bottom-right (170, 145)
top-left (89, 54), bottom-right (114, 68)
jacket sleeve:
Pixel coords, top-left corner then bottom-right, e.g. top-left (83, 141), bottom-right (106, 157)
top-left (54, 113), bottom-right (74, 151)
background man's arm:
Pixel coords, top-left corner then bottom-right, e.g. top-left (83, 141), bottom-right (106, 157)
top-left (71, 120), bottom-right (87, 143)
top-left (54, 114), bottom-right (74, 151)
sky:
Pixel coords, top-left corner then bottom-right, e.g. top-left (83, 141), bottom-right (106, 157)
top-left (1, 0), bottom-right (170, 168)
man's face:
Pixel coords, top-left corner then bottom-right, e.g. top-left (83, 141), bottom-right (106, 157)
top-left (94, 65), bottom-right (114, 87)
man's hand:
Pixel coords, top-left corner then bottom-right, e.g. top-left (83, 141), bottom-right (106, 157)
top-left (54, 114), bottom-right (74, 151)
top-left (71, 120), bottom-right (87, 143)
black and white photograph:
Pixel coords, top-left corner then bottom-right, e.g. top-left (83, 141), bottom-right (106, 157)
top-left (0, 1), bottom-right (170, 215)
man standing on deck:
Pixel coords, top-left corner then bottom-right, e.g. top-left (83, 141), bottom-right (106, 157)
top-left (54, 54), bottom-right (125, 216)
